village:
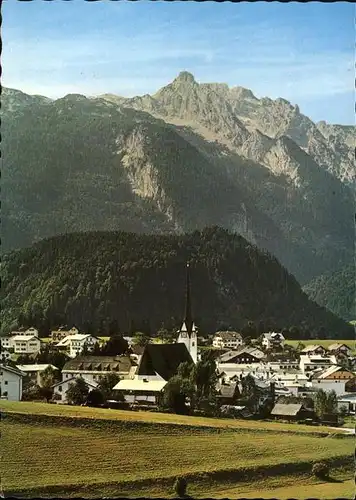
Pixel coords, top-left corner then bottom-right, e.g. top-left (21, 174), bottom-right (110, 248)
top-left (1, 266), bottom-right (355, 426)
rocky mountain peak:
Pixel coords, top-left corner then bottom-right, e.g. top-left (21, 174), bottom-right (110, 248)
top-left (174, 71), bottom-right (196, 84)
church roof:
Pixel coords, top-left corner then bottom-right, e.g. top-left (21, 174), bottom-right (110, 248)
top-left (137, 343), bottom-right (194, 381)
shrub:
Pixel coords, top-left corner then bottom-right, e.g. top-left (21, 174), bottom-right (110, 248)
top-left (312, 461), bottom-right (330, 479)
top-left (174, 476), bottom-right (187, 498)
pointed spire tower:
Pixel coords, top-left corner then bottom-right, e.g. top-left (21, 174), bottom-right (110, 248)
top-left (177, 262), bottom-right (198, 363)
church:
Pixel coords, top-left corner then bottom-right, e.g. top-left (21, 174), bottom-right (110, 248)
top-left (176, 263), bottom-right (198, 364)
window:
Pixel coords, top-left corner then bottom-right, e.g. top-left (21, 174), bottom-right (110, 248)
top-left (4, 381), bottom-right (8, 385)
top-left (3, 392), bottom-right (7, 397)
top-left (58, 386), bottom-right (62, 392)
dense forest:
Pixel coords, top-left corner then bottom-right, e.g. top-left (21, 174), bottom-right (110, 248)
top-left (1, 228), bottom-right (352, 339)
top-left (303, 263), bottom-right (355, 321)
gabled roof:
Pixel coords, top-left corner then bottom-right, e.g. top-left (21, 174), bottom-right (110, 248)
top-left (263, 332), bottom-right (285, 341)
top-left (328, 343), bottom-right (352, 351)
top-left (315, 365), bottom-right (355, 380)
top-left (52, 376), bottom-right (98, 389)
top-left (219, 347), bottom-right (265, 363)
top-left (0, 364), bottom-right (25, 377)
top-left (11, 335), bottom-right (40, 342)
top-left (63, 355), bottom-right (133, 373)
top-left (137, 343), bottom-right (193, 381)
top-left (16, 364), bottom-right (59, 372)
top-left (214, 331), bottom-right (243, 340)
top-left (271, 403), bottom-right (303, 416)
top-left (301, 345), bottom-right (326, 353)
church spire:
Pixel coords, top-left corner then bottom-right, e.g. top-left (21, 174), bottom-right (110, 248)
top-left (184, 262), bottom-right (193, 335)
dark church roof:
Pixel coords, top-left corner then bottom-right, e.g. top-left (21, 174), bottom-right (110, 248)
top-left (137, 343), bottom-right (194, 381)
top-left (63, 355), bottom-right (133, 372)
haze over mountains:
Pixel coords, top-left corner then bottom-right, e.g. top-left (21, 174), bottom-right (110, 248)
top-left (2, 73), bottom-right (355, 287)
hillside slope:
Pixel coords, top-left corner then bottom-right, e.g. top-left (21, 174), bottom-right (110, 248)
top-left (1, 228), bottom-right (352, 338)
top-left (303, 263), bottom-right (355, 321)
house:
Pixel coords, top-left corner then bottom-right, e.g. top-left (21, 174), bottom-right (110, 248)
top-left (262, 332), bottom-right (285, 350)
top-left (212, 331), bottom-right (244, 350)
top-left (51, 326), bottom-right (79, 343)
top-left (52, 376), bottom-right (98, 404)
top-left (113, 378), bottom-right (167, 406)
top-left (328, 343), bottom-right (353, 356)
top-left (216, 382), bottom-right (240, 405)
top-left (219, 347), bottom-right (265, 365)
top-left (56, 334), bottom-right (100, 358)
top-left (311, 365), bottom-right (356, 396)
top-left (299, 354), bottom-right (337, 374)
top-left (6, 335), bottom-right (42, 355)
top-left (0, 364), bottom-right (25, 401)
top-left (270, 403), bottom-right (316, 421)
top-left (176, 263), bottom-right (198, 363)
top-left (136, 343), bottom-right (194, 382)
top-left (301, 345), bottom-right (327, 355)
top-left (0, 349), bottom-right (12, 362)
top-left (61, 355), bottom-right (135, 384)
top-left (16, 364), bottom-right (59, 387)
top-left (10, 327), bottom-right (39, 337)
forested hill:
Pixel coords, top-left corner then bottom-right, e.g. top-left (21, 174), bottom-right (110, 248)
top-left (1, 228), bottom-right (352, 339)
top-left (303, 263), bottom-right (355, 322)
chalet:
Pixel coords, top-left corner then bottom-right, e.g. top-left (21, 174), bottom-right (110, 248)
top-left (311, 365), bottom-right (356, 395)
top-left (212, 331), bottom-right (243, 350)
top-left (299, 354), bottom-right (337, 374)
top-left (136, 343), bottom-right (194, 382)
top-left (16, 364), bottom-right (59, 387)
top-left (51, 326), bottom-right (79, 343)
top-left (0, 364), bottom-right (26, 401)
top-left (219, 347), bottom-right (265, 365)
top-left (52, 376), bottom-right (98, 404)
top-left (270, 403), bottom-right (316, 421)
top-left (113, 378), bottom-right (167, 406)
top-left (56, 334), bottom-right (100, 358)
top-left (4, 335), bottom-right (42, 355)
top-left (328, 343), bottom-right (353, 356)
top-left (261, 332), bottom-right (285, 350)
top-left (61, 355), bottom-right (135, 384)
top-left (301, 345), bottom-right (327, 355)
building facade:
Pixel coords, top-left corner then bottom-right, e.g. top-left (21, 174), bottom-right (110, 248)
top-left (0, 364), bottom-right (25, 401)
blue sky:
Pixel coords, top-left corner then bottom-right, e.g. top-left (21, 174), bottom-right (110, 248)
top-left (3, 1), bottom-right (354, 124)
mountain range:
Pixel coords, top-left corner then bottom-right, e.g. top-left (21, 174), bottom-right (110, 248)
top-left (2, 74), bottom-right (355, 286)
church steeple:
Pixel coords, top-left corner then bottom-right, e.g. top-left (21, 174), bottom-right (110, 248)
top-left (184, 262), bottom-right (193, 335)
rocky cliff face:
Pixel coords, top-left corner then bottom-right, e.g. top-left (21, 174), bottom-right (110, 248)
top-left (2, 74), bottom-right (354, 284)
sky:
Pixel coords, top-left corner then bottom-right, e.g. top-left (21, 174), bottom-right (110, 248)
top-left (3, 1), bottom-right (355, 124)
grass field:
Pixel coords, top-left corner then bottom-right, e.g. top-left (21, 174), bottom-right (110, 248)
top-left (0, 400), bottom-right (346, 435)
top-left (1, 418), bottom-right (354, 497)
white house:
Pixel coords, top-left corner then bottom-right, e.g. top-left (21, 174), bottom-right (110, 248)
top-left (51, 326), bottom-right (79, 343)
top-left (8, 335), bottom-right (42, 355)
top-left (337, 393), bottom-right (356, 415)
top-left (16, 364), bottom-right (59, 387)
top-left (212, 331), bottom-right (244, 350)
top-left (0, 364), bottom-right (25, 401)
top-left (52, 376), bottom-right (98, 403)
top-left (299, 354), bottom-right (337, 374)
top-left (0, 349), bottom-right (12, 362)
top-left (261, 332), bottom-right (285, 350)
top-left (10, 327), bottom-right (39, 337)
top-left (311, 366), bottom-right (356, 396)
top-left (56, 334), bottom-right (100, 358)
top-left (113, 378), bottom-right (167, 405)
top-left (1, 336), bottom-right (13, 350)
